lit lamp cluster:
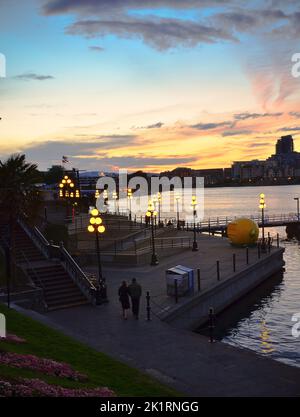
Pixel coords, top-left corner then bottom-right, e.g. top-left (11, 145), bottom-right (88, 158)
top-left (87, 208), bottom-right (105, 283)
top-left (59, 175), bottom-right (80, 199)
top-left (191, 195), bottom-right (198, 251)
top-left (259, 193), bottom-right (266, 248)
top-left (88, 208), bottom-right (105, 234)
top-left (146, 199), bottom-right (158, 265)
top-left (127, 188), bottom-right (133, 221)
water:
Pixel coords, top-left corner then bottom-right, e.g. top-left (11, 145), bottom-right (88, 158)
top-left (197, 184), bottom-right (300, 368)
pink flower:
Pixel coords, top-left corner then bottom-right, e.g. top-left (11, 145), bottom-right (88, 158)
top-left (0, 378), bottom-right (115, 397)
top-left (0, 352), bottom-right (87, 381)
top-left (0, 334), bottom-right (26, 344)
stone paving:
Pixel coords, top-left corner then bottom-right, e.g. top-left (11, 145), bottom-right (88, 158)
top-left (15, 234), bottom-right (300, 397)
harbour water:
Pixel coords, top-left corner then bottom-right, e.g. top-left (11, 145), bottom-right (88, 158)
top-left (199, 184), bottom-right (300, 368)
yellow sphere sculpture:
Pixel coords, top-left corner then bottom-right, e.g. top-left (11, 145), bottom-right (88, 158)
top-left (227, 218), bottom-right (259, 246)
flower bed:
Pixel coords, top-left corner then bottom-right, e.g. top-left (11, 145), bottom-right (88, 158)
top-left (0, 352), bottom-right (87, 381)
top-left (0, 334), bottom-right (26, 344)
top-left (0, 378), bottom-right (115, 397)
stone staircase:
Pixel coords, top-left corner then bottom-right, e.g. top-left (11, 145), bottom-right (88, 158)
top-left (0, 219), bottom-right (91, 311)
top-left (26, 264), bottom-right (89, 311)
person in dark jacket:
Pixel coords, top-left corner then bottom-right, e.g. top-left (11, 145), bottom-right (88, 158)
top-left (128, 278), bottom-right (142, 319)
top-left (118, 281), bottom-right (130, 320)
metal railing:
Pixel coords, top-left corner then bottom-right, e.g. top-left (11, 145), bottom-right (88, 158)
top-left (18, 218), bottom-right (98, 304)
top-left (18, 217), bottom-right (51, 259)
top-left (59, 243), bottom-right (97, 303)
top-left (17, 248), bottom-right (48, 310)
top-left (184, 212), bottom-right (299, 232)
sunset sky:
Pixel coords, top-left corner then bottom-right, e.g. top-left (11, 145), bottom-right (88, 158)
top-left (1, 0), bottom-right (300, 172)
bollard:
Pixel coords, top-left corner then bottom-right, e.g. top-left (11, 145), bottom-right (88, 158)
top-left (197, 268), bottom-right (201, 292)
top-left (216, 261), bottom-right (220, 281)
top-left (208, 307), bottom-right (216, 343)
top-left (146, 292), bottom-right (151, 321)
top-left (233, 253), bottom-right (236, 272)
top-left (277, 233), bottom-right (279, 248)
top-left (268, 236), bottom-right (271, 253)
top-left (246, 247), bottom-right (249, 265)
top-left (258, 243), bottom-right (261, 259)
top-left (174, 279), bottom-right (178, 304)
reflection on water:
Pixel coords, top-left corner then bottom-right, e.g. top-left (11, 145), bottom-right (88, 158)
top-left (197, 185), bottom-right (300, 368)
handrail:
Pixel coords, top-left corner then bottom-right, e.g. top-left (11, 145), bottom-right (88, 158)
top-left (17, 249), bottom-right (48, 310)
top-left (18, 218), bottom-right (97, 303)
top-left (18, 218), bottom-right (50, 259)
top-left (0, 231), bottom-right (48, 310)
top-left (59, 244), bottom-right (97, 303)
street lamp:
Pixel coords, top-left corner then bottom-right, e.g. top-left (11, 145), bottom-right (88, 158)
top-left (191, 195), bottom-right (198, 251)
top-left (175, 194), bottom-right (180, 229)
top-left (58, 175), bottom-right (80, 219)
top-left (259, 193), bottom-right (266, 250)
top-left (113, 191), bottom-right (118, 214)
top-left (294, 197), bottom-right (300, 221)
top-left (127, 188), bottom-right (133, 221)
top-left (157, 192), bottom-right (162, 226)
top-left (87, 208), bottom-right (106, 285)
top-left (146, 199), bottom-right (159, 265)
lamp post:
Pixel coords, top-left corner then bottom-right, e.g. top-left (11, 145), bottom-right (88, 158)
top-left (113, 191), bottom-right (118, 214)
top-left (191, 195), bottom-right (198, 251)
top-left (127, 188), bottom-right (133, 221)
top-left (58, 175), bottom-right (80, 220)
top-left (259, 193), bottom-right (266, 250)
top-left (157, 192), bottom-right (162, 226)
top-left (294, 197), bottom-right (300, 221)
top-left (146, 199), bottom-right (158, 265)
top-left (87, 208), bottom-right (106, 284)
top-left (175, 195), bottom-right (180, 229)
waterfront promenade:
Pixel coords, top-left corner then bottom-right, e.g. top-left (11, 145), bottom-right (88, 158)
top-left (14, 235), bottom-right (300, 397)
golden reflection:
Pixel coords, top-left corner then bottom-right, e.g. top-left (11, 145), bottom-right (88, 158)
top-left (260, 320), bottom-right (275, 354)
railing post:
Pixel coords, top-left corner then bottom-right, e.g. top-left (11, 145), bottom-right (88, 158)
top-left (258, 243), bottom-right (261, 259)
top-left (197, 268), bottom-right (201, 292)
top-left (217, 261), bottom-right (220, 281)
top-left (209, 307), bottom-right (215, 343)
top-left (277, 233), bottom-right (279, 248)
top-left (174, 279), bottom-right (178, 304)
top-left (246, 247), bottom-right (249, 265)
top-left (233, 253), bottom-right (236, 272)
top-left (146, 291), bottom-right (151, 321)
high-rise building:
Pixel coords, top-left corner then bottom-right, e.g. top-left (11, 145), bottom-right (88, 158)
top-left (276, 135), bottom-right (294, 155)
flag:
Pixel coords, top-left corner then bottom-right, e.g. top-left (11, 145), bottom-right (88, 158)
top-left (62, 156), bottom-right (69, 164)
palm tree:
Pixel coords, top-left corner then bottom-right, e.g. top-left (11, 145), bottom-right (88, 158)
top-left (0, 154), bottom-right (42, 300)
top-left (0, 154), bottom-right (42, 222)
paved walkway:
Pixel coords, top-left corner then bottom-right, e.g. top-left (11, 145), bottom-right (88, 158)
top-left (15, 237), bottom-right (300, 397)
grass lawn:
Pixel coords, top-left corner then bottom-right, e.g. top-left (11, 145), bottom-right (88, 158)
top-left (0, 303), bottom-right (179, 397)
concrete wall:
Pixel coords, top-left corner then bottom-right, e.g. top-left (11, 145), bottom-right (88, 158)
top-left (161, 248), bottom-right (285, 330)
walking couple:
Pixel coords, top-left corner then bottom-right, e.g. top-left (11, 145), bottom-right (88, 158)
top-left (118, 278), bottom-right (142, 320)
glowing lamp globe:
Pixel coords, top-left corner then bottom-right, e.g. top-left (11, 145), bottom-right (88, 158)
top-left (227, 218), bottom-right (259, 246)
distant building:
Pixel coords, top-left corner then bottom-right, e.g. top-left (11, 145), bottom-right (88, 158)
top-left (232, 135), bottom-right (300, 181)
top-left (275, 135), bottom-right (294, 154)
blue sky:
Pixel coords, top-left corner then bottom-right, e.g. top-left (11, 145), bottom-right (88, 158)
top-left (0, 0), bottom-right (300, 171)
